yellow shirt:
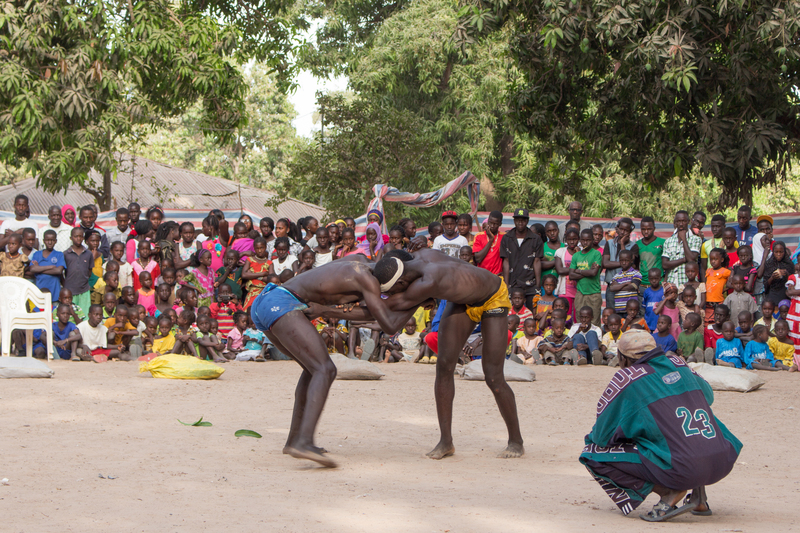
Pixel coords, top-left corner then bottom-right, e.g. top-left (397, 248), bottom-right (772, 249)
top-left (91, 279), bottom-right (122, 304)
top-left (768, 337), bottom-right (794, 367)
top-left (413, 307), bottom-right (431, 331)
top-left (152, 332), bottom-right (176, 355)
top-left (103, 317), bottom-right (136, 345)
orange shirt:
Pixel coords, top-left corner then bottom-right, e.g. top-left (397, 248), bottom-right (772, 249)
top-left (705, 268), bottom-right (731, 303)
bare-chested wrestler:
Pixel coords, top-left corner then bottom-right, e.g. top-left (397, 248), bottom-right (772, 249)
top-left (315, 248), bottom-right (524, 460)
top-left (250, 261), bottom-right (418, 468)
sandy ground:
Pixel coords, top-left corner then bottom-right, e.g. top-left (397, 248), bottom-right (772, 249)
top-left (1, 359), bottom-right (798, 532)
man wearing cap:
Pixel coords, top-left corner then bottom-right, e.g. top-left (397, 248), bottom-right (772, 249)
top-left (432, 211), bottom-right (468, 259)
top-left (500, 208), bottom-right (543, 310)
top-left (558, 201), bottom-right (592, 240)
top-left (579, 329), bottom-right (741, 522)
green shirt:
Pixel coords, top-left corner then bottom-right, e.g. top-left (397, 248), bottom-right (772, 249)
top-left (570, 248), bottom-right (602, 295)
top-left (216, 266), bottom-right (243, 299)
top-left (677, 329), bottom-right (703, 357)
top-left (635, 237), bottom-right (665, 285)
top-left (543, 242), bottom-right (565, 279)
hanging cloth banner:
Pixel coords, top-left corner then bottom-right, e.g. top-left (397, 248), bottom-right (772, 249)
top-left (364, 171), bottom-right (481, 234)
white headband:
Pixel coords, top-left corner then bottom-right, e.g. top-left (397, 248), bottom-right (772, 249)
top-left (380, 257), bottom-right (405, 292)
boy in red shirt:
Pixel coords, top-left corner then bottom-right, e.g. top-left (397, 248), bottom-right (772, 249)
top-left (209, 283), bottom-right (243, 339)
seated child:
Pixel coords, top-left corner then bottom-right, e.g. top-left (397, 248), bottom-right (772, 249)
top-left (735, 311), bottom-right (754, 347)
top-left (653, 282), bottom-right (681, 340)
top-left (120, 286), bottom-right (138, 310)
top-left (754, 300), bottom-right (775, 332)
top-left (778, 300), bottom-right (790, 321)
top-left (55, 288), bottom-right (86, 324)
top-left (209, 284), bottom-right (243, 339)
top-left (171, 309), bottom-right (198, 357)
top-left (237, 318), bottom-right (271, 362)
top-left (224, 311), bottom-right (248, 358)
top-left (677, 312), bottom-right (705, 363)
top-left (104, 304), bottom-right (138, 361)
top-left (138, 316), bottom-right (158, 359)
top-left (52, 303), bottom-right (81, 360)
top-left (715, 321), bottom-right (744, 368)
top-left (538, 317), bottom-right (578, 365)
top-left (76, 304), bottom-right (111, 362)
top-left (769, 320), bottom-right (797, 371)
top-left (102, 292), bottom-right (117, 319)
top-left (155, 283), bottom-right (173, 317)
top-left (512, 318), bottom-right (543, 365)
top-left (600, 307), bottom-right (614, 335)
top-left (319, 317), bottom-right (348, 354)
top-left (12, 328), bottom-right (46, 358)
top-left (652, 315), bottom-right (678, 354)
top-left (539, 296), bottom-right (573, 335)
top-left (195, 315), bottom-right (226, 363)
top-left (742, 324), bottom-right (782, 370)
top-left (151, 316), bottom-right (176, 356)
top-left (508, 288), bottom-right (533, 330)
top-left (676, 285), bottom-right (702, 325)
top-left (566, 306), bottom-right (602, 364)
top-left (621, 299), bottom-right (650, 332)
top-left (704, 303), bottom-right (729, 357)
top-left (384, 319), bottom-right (425, 363)
top-left (506, 315), bottom-right (524, 356)
top-left (92, 270), bottom-right (120, 305)
top-left (600, 313), bottom-right (623, 367)
top-left (534, 275), bottom-right (558, 324)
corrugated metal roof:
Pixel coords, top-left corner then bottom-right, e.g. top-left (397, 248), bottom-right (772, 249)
top-left (0, 154), bottom-right (326, 221)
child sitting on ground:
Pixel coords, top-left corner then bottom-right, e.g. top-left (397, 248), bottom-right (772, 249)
top-left (209, 284), bottom-right (243, 339)
top-left (506, 315), bottom-right (524, 356)
top-left (538, 317), bottom-right (577, 365)
top-left (704, 303), bottom-right (729, 361)
top-left (754, 300), bottom-right (776, 332)
top-left (151, 316), bottom-right (176, 357)
top-left (769, 320), bottom-right (797, 371)
top-left (736, 311), bottom-right (754, 347)
top-left (678, 312), bottom-right (705, 363)
top-left (76, 304), bottom-right (110, 362)
top-left (512, 318), bottom-right (543, 365)
top-left (600, 313), bottom-right (623, 366)
top-left (172, 309), bottom-right (198, 357)
top-left (55, 288), bottom-right (86, 324)
top-left (104, 304), bottom-right (138, 361)
top-left (52, 303), bottom-right (81, 360)
top-left (224, 311), bottom-right (248, 359)
top-left (538, 297), bottom-right (573, 335)
top-left (195, 315), bottom-right (226, 363)
top-left (102, 292), bottom-right (117, 319)
top-left (743, 325), bottom-right (783, 370)
top-left (715, 321), bottom-right (744, 368)
top-left (676, 285), bottom-right (702, 325)
top-left (534, 274), bottom-right (558, 324)
top-left (384, 319), bottom-right (425, 363)
top-left (566, 306), bottom-right (602, 364)
top-left (237, 317), bottom-right (270, 361)
top-left (652, 315), bottom-right (678, 354)
top-left (508, 287), bottom-right (533, 331)
top-left (621, 299), bottom-right (650, 332)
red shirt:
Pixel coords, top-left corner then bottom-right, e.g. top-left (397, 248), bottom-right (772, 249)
top-left (473, 232), bottom-right (503, 275)
top-left (704, 324), bottom-right (724, 350)
top-left (210, 301), bottom-right (244, 338)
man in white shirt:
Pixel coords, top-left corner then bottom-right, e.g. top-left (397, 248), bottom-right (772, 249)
top-left (432, 210), bottom-right (468, 259)
top-left (37, 205), bottom-right (73, 252)
top-left (0, 195), bottom-right (36, 248)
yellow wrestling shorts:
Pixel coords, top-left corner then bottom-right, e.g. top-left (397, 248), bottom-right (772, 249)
top-left (465, 278), bottom-right (511, 323)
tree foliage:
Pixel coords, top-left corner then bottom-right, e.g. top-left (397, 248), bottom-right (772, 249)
top-left (0, 0), bottom-right (299, 209)
top-left (136, 64), bottom-right (298, 190)
top-left (457, 0), bottom-right (800, 207)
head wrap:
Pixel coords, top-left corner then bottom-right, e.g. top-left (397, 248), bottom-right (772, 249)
top-left (335, 219), bottom-right (346, 226)
top-left (617, 329), bottom-right (657, 359)
top-left (367, 209), bottom-right (384, 225)
top-left (61, 204), bottom-right (76, 226)
top-left (380, 257), bottom-right (405, 292)
top-left (752, 233), bottom-right (771, 263)
top-left (357, 223), bottom-right (385, 256)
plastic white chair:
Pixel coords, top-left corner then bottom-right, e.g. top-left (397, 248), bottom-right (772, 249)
top-left (0, 277), bottom-right (53, 360)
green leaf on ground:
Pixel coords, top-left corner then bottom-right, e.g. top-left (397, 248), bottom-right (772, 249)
top-left (178, 416), bottom-right (212, 427)
top-left (234, 429), bottom-right (262, 438)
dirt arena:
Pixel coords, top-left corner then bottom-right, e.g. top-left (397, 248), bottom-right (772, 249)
top-left (1, 360), bottom-right (797, 532)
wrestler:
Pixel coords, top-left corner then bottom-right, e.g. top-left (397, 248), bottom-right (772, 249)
top-left (249, 260), bottom-right (418, 468)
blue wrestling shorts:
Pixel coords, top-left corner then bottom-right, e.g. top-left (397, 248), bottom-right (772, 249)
top-left (251, 283), bottom-right (309, 331)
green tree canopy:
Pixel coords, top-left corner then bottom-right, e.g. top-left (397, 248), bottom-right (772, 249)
top-left (0, 0), bottom-right (301, 209)
top-left (457, 0), bottom-right (800, 207)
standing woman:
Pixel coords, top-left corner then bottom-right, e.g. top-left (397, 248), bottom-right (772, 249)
top-left (126, 220), bottom-right (155, 264)
top-left (762, 241), bottom-right (794, 306)
top-left (200, 214), bottom-right (226, 273)
top-left (62, 204), bottom-right (77, 227)
top-left (173, 221), bottom-right (200, 270)
top-left (266, 218), bottom-right (305, 258)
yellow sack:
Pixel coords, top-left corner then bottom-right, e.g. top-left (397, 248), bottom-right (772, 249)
top-left (138, 354), bottom-right (225, 380)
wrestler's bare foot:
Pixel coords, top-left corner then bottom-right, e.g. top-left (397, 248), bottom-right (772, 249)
top-left (498, 441), bottom-right (524, 458)
top-left (285, 445), bottom-right (338, 468)
top-left (283, 444), bottom-right (328, 455)
top-left (426, 441), bottom-right (455, 460)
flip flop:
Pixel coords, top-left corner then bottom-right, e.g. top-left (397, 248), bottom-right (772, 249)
top-left (92, 353), bottom-right (108, 363)
top-left (640, 501), bottom-right (697, 522)
top-left (684, 493), bottom-right (712, 516)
